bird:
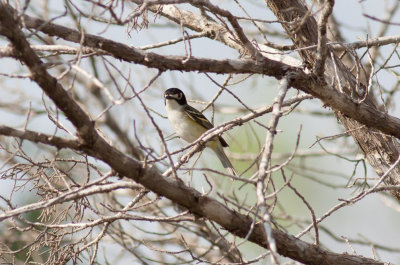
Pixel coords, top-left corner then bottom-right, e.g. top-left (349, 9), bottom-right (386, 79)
top-left (164, 88), bottom-right (237, 176)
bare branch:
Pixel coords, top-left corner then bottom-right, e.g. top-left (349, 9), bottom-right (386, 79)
top-left (0, 181), bottom-right (142, 222)
top-left (0, 125), bottom-right (80, 150)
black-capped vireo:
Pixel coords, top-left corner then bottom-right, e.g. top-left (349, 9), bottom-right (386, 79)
top-left (164, 88), bottom-right (237, 176)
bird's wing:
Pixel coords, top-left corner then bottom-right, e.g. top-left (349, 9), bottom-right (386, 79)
top-left (184, 105), bottom-right (214, 130)
top-left (184, 104), bottom-right (229, 147)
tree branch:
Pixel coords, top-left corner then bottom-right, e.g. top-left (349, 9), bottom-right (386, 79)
top-left (0, 125), bottom-right (80, 150)
top-left (0, 181), bottom-right (142, 222)
top-left (314, 0), bottom-right (334, 76)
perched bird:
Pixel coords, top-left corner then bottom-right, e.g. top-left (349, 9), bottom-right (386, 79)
top-left (164, 88), bottom-right (237, 176)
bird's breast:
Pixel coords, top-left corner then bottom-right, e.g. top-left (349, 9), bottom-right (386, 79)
top-left (165, 101), bottom-right (205, 143)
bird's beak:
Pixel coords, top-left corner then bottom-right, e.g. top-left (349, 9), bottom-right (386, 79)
top-left (164, 94), bottom-right (170, 105)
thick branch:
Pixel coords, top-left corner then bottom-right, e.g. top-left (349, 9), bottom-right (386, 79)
top-left (18, 10), bottom-right (287, 76)
top-left (0, 125), bottom-right (80, 150)
top-left (0, 44), bottom-right (107, 57)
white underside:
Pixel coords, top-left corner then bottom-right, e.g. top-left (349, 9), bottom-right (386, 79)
top-left (165, 99), bottom-right (204, 143)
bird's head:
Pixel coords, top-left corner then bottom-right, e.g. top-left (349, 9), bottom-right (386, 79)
top-left (164, 88), bottom-right (187, 105)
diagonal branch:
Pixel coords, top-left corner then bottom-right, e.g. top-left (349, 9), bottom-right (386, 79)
top-left (0, 4), bottom-right (95, 145)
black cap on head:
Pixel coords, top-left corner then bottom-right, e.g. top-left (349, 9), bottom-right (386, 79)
top-left (164, 88), bottom-right (187, 105)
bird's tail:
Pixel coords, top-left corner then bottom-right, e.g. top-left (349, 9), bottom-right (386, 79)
top-left (214, 145), bottom-right (237, 176)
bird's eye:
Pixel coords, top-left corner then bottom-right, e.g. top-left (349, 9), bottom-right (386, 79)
top-left (177, 93), bottom-right (182, 99)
